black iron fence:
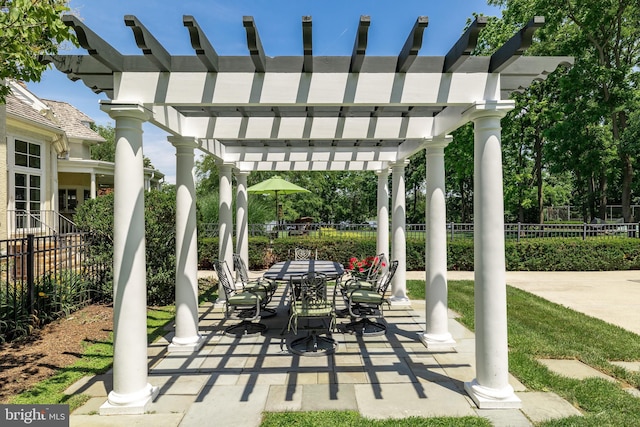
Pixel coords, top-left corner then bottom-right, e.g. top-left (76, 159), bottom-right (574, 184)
top-left (0, 233), bottom-right (109, 342)
top-left (199, 222), bottom-right (640, 241)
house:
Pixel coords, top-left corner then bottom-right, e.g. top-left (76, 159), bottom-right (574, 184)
top-left (0, 80), bottom-right (164, 238)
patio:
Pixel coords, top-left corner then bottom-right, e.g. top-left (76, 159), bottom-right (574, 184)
top-left (67, 277), bottom-right (580, 427)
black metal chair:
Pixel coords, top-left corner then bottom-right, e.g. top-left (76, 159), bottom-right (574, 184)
top-left (213, 259), bottom-right (269, 337)
top-left (284, 271), bottom-right (337, 355)
top-left (294, 247), bottom-right (317, 260)
top-left (232, 253), bottom-right (278, 298)
top-left (343, 260), bottom-right (399, 336)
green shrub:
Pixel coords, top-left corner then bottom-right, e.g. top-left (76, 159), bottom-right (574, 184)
top-left (75, 188), bottom-right (178, 305)
top-left (198, 235), bottom-right (640, 272)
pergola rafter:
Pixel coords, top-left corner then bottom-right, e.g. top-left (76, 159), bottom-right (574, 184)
top-left (44, 13), bottom-right (573, 416)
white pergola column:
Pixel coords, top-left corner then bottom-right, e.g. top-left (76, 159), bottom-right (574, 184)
top-left (419, 138), bottom-right (456, 348)
top-left (464, 102), bottom-right (520, 409)
top-left (235, 170), bottom-right (250, 270)
top-left (389, 160), bottom-right (409, 305)
top-left (90, 172), bottom-right (97, 199)
top-left (217, 162), bottom-right (234, 303)
top-left (375, 168), bottom-right (390, 261)
top-left (99, 102), bottom-right (158, 415)
top-left (167, 136), bottom-right (204, 353)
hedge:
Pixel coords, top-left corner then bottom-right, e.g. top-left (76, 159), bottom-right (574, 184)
top-left (199, 236), bottom-right (640, 272)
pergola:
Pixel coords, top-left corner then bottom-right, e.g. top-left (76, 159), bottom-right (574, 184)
top-left (46, 13), bottom-right (571, 414)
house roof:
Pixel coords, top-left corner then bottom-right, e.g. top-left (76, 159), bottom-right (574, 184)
top-left (6, 93), bottom-right (62, 132)
top-left (42, 99), bottom-right (105, 143)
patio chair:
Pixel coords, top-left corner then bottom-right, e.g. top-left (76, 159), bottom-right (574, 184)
top-left (232, 253), bottom-right (278, 317)
top-left (213, 259), bottom-right (269, 337)
top-left (284, 271), bottom-right (337, 355)
top-left (294, 247), bottom-right (317, 260)
top-left (343, 260), bottom-right (398, 336)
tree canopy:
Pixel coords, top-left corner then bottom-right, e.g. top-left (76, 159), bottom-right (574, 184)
top-left (0, 0), bottom-right (76, 102)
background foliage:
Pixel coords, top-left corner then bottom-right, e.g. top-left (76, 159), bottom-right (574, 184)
top-left (75, 188), bottom-right (177, 305)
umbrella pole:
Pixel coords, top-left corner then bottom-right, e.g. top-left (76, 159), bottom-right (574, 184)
top-left (275, 191), bottom-right (279, 237)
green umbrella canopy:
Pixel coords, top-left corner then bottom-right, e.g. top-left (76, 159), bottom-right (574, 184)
top-left (247, 176), bottom-right (310, 221)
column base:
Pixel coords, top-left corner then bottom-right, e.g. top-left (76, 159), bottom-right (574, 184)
top-left (214, 298), bottom-right (227, 310)
top-left (418, 332), bottom-right (456, 349)
top-left (388, 296), bottom-right (411, 307)
top-left (464, 379), bottom-right (521, 409)
top-left (167, 334), bottom-right (206, 353)
top-left (99, 383), bottom-right (159, 415)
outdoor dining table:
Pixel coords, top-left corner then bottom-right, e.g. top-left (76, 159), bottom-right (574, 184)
top-left (263, 260), bottom-right (344, 283)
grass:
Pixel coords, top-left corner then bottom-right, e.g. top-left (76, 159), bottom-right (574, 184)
top-left (406, 279), bottom-right (640, 427)
top-left (261, 411), bottom-right (491, 427)
top-left (8, 305), bottom-right (175, 411)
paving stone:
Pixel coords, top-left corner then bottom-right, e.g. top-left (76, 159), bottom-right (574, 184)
top-left (355, 382), bottom-right (477, 419)
top-left (301, 383), bottom-right (358, 411)
top-left (517, 391), bottom-right (582, 423)
top-left (181, 384), bottom-right (269, 427)
top-left (265, 384), bottom-right (303, 412)
top-left (538, 359), bottom-right (617, 382)
top-left (148, 374), bottom-right (208, 395)
top-left (64, 375), bottom-right (110, 397)
top-left (475, 408), bottom-right (533, 427)
top-left (610, 360), bottom-right (640, 372)
top-left (70, 413), bottom-right (184, 427)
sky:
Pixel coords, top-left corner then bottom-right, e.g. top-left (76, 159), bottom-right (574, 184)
top-left (28, 0), bottom-right (502, 184)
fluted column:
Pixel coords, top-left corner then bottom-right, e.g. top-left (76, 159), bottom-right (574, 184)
top-left (376, 168), bottom-right (390, 261)
top-left (389, 160), bottom-right (409, 305)
top-left (99, 102), bottom-right (158, 415)
top-left (218, 162), bottom-right (234, 303)
top-left (464, 101), bottom-right (520, 409)
top-left (235, 170), bottom-right (250, 270)
top-left (167, 136), bottom-right (204, 353)
top-left (419, 138), bottom-right (456, 348)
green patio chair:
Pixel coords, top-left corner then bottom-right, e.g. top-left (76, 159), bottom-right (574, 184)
top-left (213, 259), bottom-right (269, 337)
top-left (343, 260), bottom-right (398, 336)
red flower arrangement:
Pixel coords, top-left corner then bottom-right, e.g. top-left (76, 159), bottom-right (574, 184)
top-left (347, 255), bottom-right (386, 276)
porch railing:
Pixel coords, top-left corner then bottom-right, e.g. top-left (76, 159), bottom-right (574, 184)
top-left (7, 210), bottom-right (79, 238)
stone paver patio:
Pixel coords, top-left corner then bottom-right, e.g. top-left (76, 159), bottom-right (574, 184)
top-left (67, 282), bottom-right (585, 427)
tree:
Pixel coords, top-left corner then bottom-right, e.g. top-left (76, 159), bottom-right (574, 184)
top-left (91, 123), bottom-right (154, 168)
top-left (490, 0), bottom-right (640, 221)
top-left (0, 0), bottom-right (75, 102)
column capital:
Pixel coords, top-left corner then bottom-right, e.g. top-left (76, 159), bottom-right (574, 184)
top-left (234, 169), bottom-right (250, 178)
top-left (425, 136), bottom-right (453, 152)
top-left (375, 168), bottom-right (390, 177)
top-left (168, 136), bottom-right (199, 149)
top-left (100, 101), bottom-right (152, 121)
top-left (390, 159), bottom-right (410, 170)
top-left (463, 100), bottom-right (515, 122)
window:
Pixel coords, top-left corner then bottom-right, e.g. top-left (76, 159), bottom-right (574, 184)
top-left (15, 173), bottom-right (41, 228)
top-left (15, 139), bottom-right (41, 169)
top-left (59, 189), bottom-right (77, 212)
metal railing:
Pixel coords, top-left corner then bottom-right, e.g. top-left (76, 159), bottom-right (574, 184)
top-left (0, 232), bottom-right (109, 342)
top-left (199, 222), bottom-right (640, 241)
top-left (7, 210), bottom-right (79, 238)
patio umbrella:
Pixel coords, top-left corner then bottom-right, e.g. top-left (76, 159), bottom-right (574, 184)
top-left (247, 176), bottom-right (310, 224)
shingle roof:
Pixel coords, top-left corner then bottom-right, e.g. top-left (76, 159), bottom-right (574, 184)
top-left (42, 99), bottom-right (105, 142)
top-left (6, 94), bottom-right (62, 131)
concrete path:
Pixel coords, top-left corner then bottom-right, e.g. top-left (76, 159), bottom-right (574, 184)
top-left (444, 271), bottom-right (640, 335)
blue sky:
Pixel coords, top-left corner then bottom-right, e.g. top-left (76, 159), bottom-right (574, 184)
top-left (29, 0), bottom-right (502, 183)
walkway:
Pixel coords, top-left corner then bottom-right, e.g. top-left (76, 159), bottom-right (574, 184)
top-left (64, 270), bottom-right (621, 427)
